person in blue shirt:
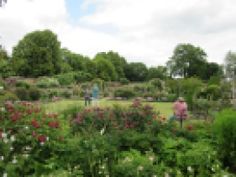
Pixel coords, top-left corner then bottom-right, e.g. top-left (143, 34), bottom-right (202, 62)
top-left (92, 84), bottom-right (99, 106)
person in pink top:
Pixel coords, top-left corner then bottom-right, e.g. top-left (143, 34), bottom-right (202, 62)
top-left (173, 97), bottom-right (188, 128)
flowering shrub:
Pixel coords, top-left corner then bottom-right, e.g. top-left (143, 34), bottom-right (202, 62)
top-left (72, 99), bottom-right (160, 134)
top-left (0, 101), bottom-right (62, 176)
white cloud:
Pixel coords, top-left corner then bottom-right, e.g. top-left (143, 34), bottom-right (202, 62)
top-left (1, 0), bottom-right (236, 66)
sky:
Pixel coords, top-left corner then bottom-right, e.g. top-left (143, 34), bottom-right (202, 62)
top-left (1, 0), bottom-right (236, 66)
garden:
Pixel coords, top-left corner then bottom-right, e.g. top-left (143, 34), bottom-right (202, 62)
top-left (0, 29), bottom-right (236, 176)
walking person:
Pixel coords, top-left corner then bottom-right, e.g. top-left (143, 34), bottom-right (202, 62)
top-left (173, 97), bottom-right (188, 128)
top-left (92, 84), bottom-right (99, 106)
top-left (84, 88), bottom-right (91, 106)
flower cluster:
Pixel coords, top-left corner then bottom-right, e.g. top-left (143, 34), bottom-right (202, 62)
top-left (72, 100), bottom-right (160, 133)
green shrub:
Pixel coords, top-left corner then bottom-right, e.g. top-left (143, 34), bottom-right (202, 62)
top-left (214, 109), bottom-right (236, 170)
top-left (36, 77), bottom-right (60, 88)
top-left (15, 81), bottom-right (31, 89)
top-left (119, 78), bottom-right (129, 85)
top-left (114, 88), bottom-right (135, 99)
top-left (15, 87), bottom-right (30, 100)
top-left (28, 87), bottom-right (41, 101)
top-left (75, 71), bottom-right (93, 82)
top-left (0, 91), bottom-right (18, 103)
top-left (61, 90), bottom-right (72, 98)
top-left (56, 72), bottom-right (75, 86)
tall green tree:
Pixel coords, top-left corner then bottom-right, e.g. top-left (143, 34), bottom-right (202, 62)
top-left (95, 51), bottom-right (127, 79)
top-left (12, 30), bottom-right (62, 77)
top-left (124, 62), bottom-right (148, 81)
top-left (167, 43), bottom-right (207, 79)
top-left (93, 55), bottom-right (117, 81)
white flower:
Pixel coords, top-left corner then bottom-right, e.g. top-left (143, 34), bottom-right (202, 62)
top-left (25, 146), bottom-right (32, 151)
top-left (12, 156), bottom-right (17, 164)
top-left (100, 127), bottom-right (105, 135)
top-left (10, 147), bottom-right (14, 151)
top-left (0, 156), bottom-right (4, 160)
top-left (40, 142), bottom-right (45, 146)
top-left (3, 172), bottom-right (7, 177)
top-left (137, 166), bottom-right (144, 171)
top-left (187, 166), bottom-right (193, 172)
top-left (1, 107), bottom-right (5, 112)
top-left (149, 156), bottom-right (154, 162)
top-left (23, 154), bottom-right (29, 158)
top-left (46, 136), bottom-right (49, 141)
top-left (3, 138), bottom-right (8, 144)
top-left (24, 126), bottom-right (29, 130)
top-left (10, 135), bottom-right (15, 142)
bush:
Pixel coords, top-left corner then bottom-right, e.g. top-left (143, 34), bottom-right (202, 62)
top-left (0, 91), bottom-right (18, 104)
top-left (36, 77), bottom-right (60, 88)
top-left (15, 87), bottom-right (30, 101)
top-left (119, 78), bottom-right (129, 85)
top-left (214, 109), bottom-right (236, 170)
top-left (15, 81), bottom-right (31, 89)
top-left (56, 72), bottom-right (76, 86)
top-left (28, 87), bottom-right (41, 101)
top-left (61, 90), bottom-right (72, 99)
top-left (114, 88), bottom-right (135, 99)
top-left (75, 71), bottom-right (93, 83)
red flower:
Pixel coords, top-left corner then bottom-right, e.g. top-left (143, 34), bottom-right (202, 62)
top-left (48, 121), bottom-right (59, 128)
top-left (38, 135), bottom-right (46, 143)
top-left (186, 125), bottom-right (193, 131)
top-left (31, 119), bottom-right (40, 128)
top-left (10, 112), bottom-right (21, 122)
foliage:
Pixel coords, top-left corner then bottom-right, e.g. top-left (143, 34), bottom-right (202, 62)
top-left (125, 62), bottom-right (148, 81)
top-left (94, 56), bottom-right (118, 81)
top-left (0, 102), bottom-right (63, 176)
top-left (119, 78), bottom-right (130, 85)
top-left (0, 91), bottom-right (18, 104)
top-left (36, 77), bottom-right (60, 88)
top-left (95, 51), bottom-right (127, 79)
top-left (74, 71), bottom-right (93, 82)
top-left (12, 30), bottom-right (62, 77)
top-left (15, 80), bottom-right (31, 89)
top-left (147, 66), bottom-right (167, 80)
top-left (56, 72), bottom-right (76, 86)
top-left (114, 88), bottom-right (136, 99)
top-left (28, 87), bottom-right (41, 101)
top-left (214, 109), bottom-right (236, 171)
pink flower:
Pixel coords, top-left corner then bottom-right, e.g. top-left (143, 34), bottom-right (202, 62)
top-left (31, 119), bottom-right (40, 128)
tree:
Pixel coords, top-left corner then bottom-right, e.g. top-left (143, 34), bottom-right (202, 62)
top-left (204, 62), bottom-right (223, 80)
top-left (93, 55), bottom-right (117, 81)
top-left (95, 51), bottom-right (127, 79)
top-left (0, 48), bottom-right (14, 78)
top-left (12, 30), bottom-right (62, 77)
top-left (124, 62), bottom-right (148, 81)
top-left (147, 66), bottom-right (167, 80)
top-left (62, 48), bottom-right (88, 72)
top-left (167, 43), bottom-right (207, 79)
top-left (225, 51), bottom-right (236, 78)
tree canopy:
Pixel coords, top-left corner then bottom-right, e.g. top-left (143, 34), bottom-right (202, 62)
top-left (12, 30), bottom-right (62, 77)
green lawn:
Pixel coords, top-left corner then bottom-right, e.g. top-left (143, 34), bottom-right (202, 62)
top-left (43, 99), bottom-right (173, 117)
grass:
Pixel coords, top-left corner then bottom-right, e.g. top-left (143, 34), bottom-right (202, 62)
top-left (42, 99), bottom-right (173, 117)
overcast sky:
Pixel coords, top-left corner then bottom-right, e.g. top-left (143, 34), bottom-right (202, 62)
top-left (0, 0), bottom-right (236, 66)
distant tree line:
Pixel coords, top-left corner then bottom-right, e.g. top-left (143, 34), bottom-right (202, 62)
top-left (0, 29), bottom-right (225, 82)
